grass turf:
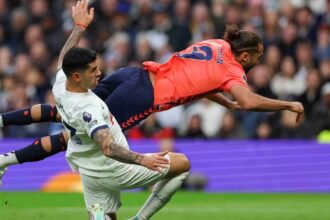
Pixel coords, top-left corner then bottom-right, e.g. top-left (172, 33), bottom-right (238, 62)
top-left (0, 191), bottom-right (330, 220)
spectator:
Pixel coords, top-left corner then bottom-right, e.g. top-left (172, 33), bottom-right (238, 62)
top-left (263, 10), bottom-right (281, 48)
top-left (278, 22), bottom-right (299, 57)
top-left (183, 114), bottom-right (206, 139)
top-left (7, 8), bottom-right (29, 53)
top-left (249, 64), bottom-right (277, 99)
top-left (298, 69), bottom-right (322, 118)
top-left (183, 99), bottom-right (227, 138)
top-left (254, 120), bottom-right (274, 139)
top-left (169, 0), bottom-right (191, 51)
top-left (310, 82), bottom-right (330, 136)
top-left (271, 56), bottom-right (306, 99)
top-left (319, 59), bottom-right (330, 83)
top-left (0, 46), bottom-right (13, 75)
top-left (190, 2), bottom-right (215, 43)
top-left (295, 41), bottom-right (315, 79)
top-left (277, 110), bottom-right (309, 138)
top-left (314, 26), bottom-right (330, 61)
top-left (295, 6), bottom-right (318, 42)
top-left (264, 44), bottom-right (281, 74)
top-left (0, 0), bottom-right (327, 138)
top-left (217, 111), bottom-right (245, 139)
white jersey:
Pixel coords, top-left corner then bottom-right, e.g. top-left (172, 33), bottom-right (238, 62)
top-left (52, 69), bottom-right (129, 177)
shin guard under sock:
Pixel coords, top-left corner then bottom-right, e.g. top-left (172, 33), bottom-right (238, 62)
top-left (1, 104), bottom-right (58, 126)
top-left (15, 133), bottom-right (67, 163)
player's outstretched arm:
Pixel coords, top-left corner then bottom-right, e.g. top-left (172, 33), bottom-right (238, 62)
top-left (93, 128), bottom-right (169, 173)
top-left (205, 93), bottom-right (241, 110)
top-left (230, 85), bottom-right (304, 123)
top-left (57, 0), bottom-right (94, 69)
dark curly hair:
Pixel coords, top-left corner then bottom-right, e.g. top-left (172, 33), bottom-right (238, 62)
top-left (62, 47), bottom-right (97, 77)
top-left (223, 25), bottom-right (262, 56)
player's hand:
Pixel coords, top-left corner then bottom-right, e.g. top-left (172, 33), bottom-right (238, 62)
top-left (72, 0), bottom-right (94, 28)
top-left (140, 151), bottom-right (169, 173)
top-left (288, 102), bottom-right (304, 123)
top-left (228, 101), bottom-right (241, 111)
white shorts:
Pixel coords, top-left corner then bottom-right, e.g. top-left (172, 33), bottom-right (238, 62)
top-left (80, 154), bottom-right (170, 214)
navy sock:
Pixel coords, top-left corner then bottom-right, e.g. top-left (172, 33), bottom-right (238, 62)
top-left (15, 133), bottom-right (67, 164)
top-left (2, 104), bottom-right (58, 126)
top-left (40, 104), bottom-right (58, 122)
top-left (2, 107), bottom-right (33, 126)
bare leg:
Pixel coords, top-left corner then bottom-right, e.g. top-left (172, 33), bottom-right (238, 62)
top-left (165, 152), bottom-right (191, 177)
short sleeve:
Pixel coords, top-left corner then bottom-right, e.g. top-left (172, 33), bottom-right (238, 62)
top-left (52, 69), bottom-right (67, 99)
top-left (77, 104), bottom-right (110, 139)
top-left (222, 65), bottom-right (248, 92)
top-left (53, 69), bottom-right (67, 88)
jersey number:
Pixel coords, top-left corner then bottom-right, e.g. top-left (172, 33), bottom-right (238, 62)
top-left (177, 46), bottom-right (212, 61)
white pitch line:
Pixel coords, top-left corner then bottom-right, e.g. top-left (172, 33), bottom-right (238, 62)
top-left (0, 206), bottom-right (221, 213)
top-left (0, 206), bottom-right (325, 214)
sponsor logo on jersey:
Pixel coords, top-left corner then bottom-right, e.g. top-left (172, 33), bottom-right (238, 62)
top-left (216, 45), bottom-right (223, 64)
top-left (87, 119), bottom-right (98, 129)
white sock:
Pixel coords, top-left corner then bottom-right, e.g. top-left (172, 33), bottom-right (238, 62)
top-left (0, 115), bottom-right (3, 127)
top-left (0, 152), bottom-right (18, 168)
top-left (136, 172), bottom-right (189, 220)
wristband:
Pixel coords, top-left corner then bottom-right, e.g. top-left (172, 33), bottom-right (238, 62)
top-left (75, 23), bottom-right (87, 30)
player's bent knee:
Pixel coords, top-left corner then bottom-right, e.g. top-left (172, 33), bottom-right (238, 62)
top-left (167, 152), bottom-right (190, 177)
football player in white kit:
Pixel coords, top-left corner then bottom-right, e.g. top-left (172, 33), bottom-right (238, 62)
top-left (51, 1), bottom-right (190, 220)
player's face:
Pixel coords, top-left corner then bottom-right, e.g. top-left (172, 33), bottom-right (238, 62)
top-left (81, 60), bottom-right (101, 89)
top-left (241, 44), bottom-right (264, 73)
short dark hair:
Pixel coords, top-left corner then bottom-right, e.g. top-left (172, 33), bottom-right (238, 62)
top-left (223, 25), bottom-right (262, 56)
top-left (62, 47), bottom-right (97, 77)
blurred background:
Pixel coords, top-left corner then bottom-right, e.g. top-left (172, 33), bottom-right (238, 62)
top-left (1, 0), bottom-right (330, 198)
top-left (1, 1), bottom-right (330, 219)
top-left (0, 0), bottom-right (330, 140)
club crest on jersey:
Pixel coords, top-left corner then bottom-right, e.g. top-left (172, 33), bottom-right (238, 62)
top-left (82, 112), bottom-right (92, 123)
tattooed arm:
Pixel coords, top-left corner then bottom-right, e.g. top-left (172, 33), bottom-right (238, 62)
top-left (57, 26), bottom-right (85, 69)
top-left (93, 128), bottom-right (144, 164)
top-left (57, 0), bottom-right (94, 69)
top-left (93, 128), bottom-right (169, 172)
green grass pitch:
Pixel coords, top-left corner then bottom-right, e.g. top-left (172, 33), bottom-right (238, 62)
top-left (1, 191), bottom-right (330, 220)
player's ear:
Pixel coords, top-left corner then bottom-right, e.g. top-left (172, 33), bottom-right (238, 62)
top-left (72, 72), bottom-right (81, 82)
top-left (240, 52), bottom-right (250, 63)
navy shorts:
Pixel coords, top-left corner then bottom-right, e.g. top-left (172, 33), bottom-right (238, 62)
top-left (92, 67), bottom-right (155, 131)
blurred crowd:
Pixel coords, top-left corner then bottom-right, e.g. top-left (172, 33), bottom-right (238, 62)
top-left (0, 0), bottom-right (329, 139)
